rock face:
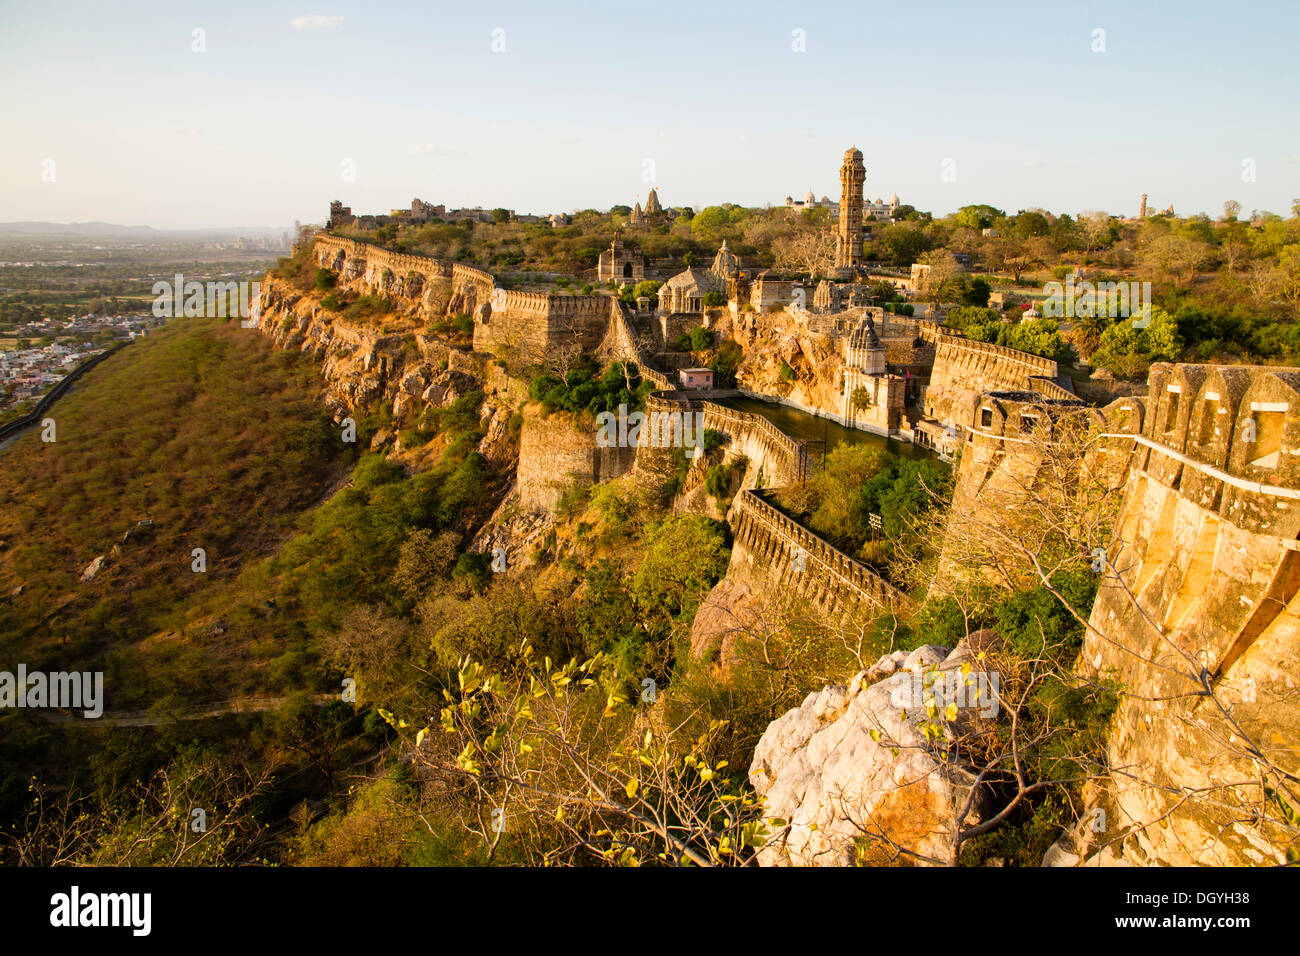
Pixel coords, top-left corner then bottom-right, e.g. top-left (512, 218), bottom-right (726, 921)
top-left (80, 555), bottom-right (107, 582)
top-left (254, 277), bottom-right (414, 420)
top-left (468, 488), bottom-right (554, 572)
top-left (749, 642), bottom-right (995, 866)
top-left (733, 311), bottom-right (847, 419)
top-left (688, 576), bottom-right (768, 674)
top-left (253, 276), bottom-right (527, 461)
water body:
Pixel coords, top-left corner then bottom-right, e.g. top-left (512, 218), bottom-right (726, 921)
top-left (713, 395), bottom-right (938, 465)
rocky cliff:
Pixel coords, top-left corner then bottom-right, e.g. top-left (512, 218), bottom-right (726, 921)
top-left (731, 309), bottom-right (848, 421)
top-left (251, 270), bottom-right (521, 468)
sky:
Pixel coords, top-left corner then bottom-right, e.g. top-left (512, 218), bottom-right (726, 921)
top-left (1, 0), bottom-right (1297, 230)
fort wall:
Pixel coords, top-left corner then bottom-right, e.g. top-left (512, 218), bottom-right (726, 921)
top-left (923, 331), bottom-right (1062, 423)
top-left (313, 236), bottom-right (625, 361)
top-left (729, 489), bottom-right (915, 619)
top-left (631, 390), bottom-right (809, 499)
top-left (516, 404), bottom-right (635, 512)
top-left (931, 359), bottom-right (1300, 864)
top-left (473, 288), bottom-right (613, 359)
top-left (595, 301), bottom-right (672, 389)
top-left (1081, 362), bottom-right (1300, 865)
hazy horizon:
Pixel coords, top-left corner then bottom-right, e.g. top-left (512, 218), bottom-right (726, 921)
top-left (3, 0), bottom-right (1298, 230)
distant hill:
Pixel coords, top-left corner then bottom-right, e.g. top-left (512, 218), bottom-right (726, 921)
top-left (0, 221), bottom-right (159, 237)
top-left (0, 221), bottom-right (288, 239)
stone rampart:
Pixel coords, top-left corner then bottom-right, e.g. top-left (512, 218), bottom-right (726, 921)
top-left (1080, 363), bottom-right (1300, 864)
top-left (730, 489), bottom-right (914, 619)
top-left (924, 331), bottom-right (1061, 423)
top-left (632, 391), bottom-right (809, 498)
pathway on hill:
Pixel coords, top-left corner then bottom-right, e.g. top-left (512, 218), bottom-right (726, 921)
top-left (33, 692), bottom-right (340, 727)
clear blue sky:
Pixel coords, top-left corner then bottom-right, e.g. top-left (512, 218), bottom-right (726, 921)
top-left (2, 0), bottom-right (1297, 229)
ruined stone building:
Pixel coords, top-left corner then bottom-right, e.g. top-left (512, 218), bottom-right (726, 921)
top-left (597, 237), bottom-right (644, 283)
top-left (328, 200), bottom-right (354, 229)
top-left (748, 274), bottom-right (801, 313)
top-left (409, 198), bottom-right (444, 222)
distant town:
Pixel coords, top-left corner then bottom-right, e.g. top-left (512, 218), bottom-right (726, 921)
top-left (0, 312), bottom-right (163, 419)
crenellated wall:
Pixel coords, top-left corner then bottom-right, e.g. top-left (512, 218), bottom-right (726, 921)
top-left (631, 390), bottom-right (809, 499)
top-left (474, 287), bottom-right (614, 359)
top-left (932, 360), bottom-right (1300, 864)
top-left (312, 234), bottom-right (494, 317)
top-left (312, 236), bottom-right (626, 361)
top-left (1081, 362), bottom-right (1300, 865)
top-left (729, 489), bottom-right (915, 619)
top-left (923, 331), bottom-right (1063, 424)
top-left (595, 300), bottom-right (671, 390)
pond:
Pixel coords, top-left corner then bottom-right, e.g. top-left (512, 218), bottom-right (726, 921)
top-left (713, 395), bottom-right (939, 466)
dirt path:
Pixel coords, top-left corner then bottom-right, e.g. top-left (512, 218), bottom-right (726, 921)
top-left (35, 692), bottom-right (339, 727)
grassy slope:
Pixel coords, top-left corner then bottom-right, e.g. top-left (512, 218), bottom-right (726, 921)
top-left (0, 317), bottom-right (349, 698)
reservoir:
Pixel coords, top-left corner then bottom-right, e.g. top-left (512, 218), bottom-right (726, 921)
top-left (713, 395), bottom-right (938, 465)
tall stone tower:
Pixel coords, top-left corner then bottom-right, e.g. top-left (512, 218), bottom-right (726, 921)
top-left (1139, 193), bottom-right (1148, 219)
top-left (835, 147), bottom-right (865, 275)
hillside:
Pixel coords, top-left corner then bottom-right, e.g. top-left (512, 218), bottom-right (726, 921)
top-left (0, 318), bottom-right (349, 694)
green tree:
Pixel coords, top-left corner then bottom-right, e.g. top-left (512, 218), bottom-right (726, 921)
top-left (955, 204), bottom-right (1004, 231)
top-left (1091, 305), bottom-right (1183, 378)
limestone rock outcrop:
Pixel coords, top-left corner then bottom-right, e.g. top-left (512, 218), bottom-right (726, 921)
top-left (688, 576), bottom-right (768, 674)
top-left (733, 314), bottom-right (845, 417)
top-left (80, 554), bottom-right (107, 582)
top-left (749, 642), bottom-right (995, 866)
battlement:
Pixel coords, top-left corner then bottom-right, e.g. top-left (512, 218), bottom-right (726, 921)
top-left (487, 289), bottom-right (613, 319)
top-left (923, 330), bottom-right (1063, 425)
top-left (644, 391), bottom-right (809, 478)
top-left (732, 489), bottom-right (915, 618)
top-left (931, 331), bottom-right (1059, 378)
top-left (596, 300), bottom-right (672, 390)
top-left (633, 391), bottom-right (810, 498)
top-left (314, 235), bottom-right (449, 279)
top-left (452, 262), bottom-right (495, 292)
top-left (948, 387), bottom-right (1088, 445)
top-left (1081, 361), bottom-right (1300, 865)
top-left (313, 236), bottom-right (496, 299)
top-left (1090, 363), bottom-right (1300, 542)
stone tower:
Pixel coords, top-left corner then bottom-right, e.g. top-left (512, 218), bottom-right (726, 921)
top-left (1139, 193), bottom-right (1148, 219)
top-left (836, 147), bottom-right (865, 275)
